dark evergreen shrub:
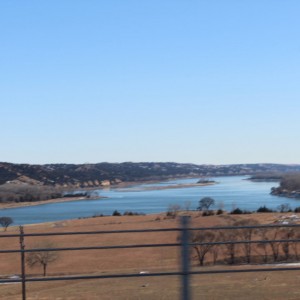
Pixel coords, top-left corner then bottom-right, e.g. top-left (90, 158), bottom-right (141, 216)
top-left (112, 210), bottom-right (121, 216)
top-left (294, 207), bottom-right (300, 213)
top-left (230, 208), bottom-right (243, 214)
top-left (202, 210), bottom-right (215, 216)
top-left (257, 205), bottom-right (274, 213)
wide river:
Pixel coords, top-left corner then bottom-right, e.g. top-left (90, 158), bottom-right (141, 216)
top-left (1, 176), bottom-right (300, 225)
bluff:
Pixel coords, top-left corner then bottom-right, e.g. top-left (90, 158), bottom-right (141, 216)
top-left (1, 162), bottom-right (300, 188)
top-left (271, 173), bottom-right (300, 198)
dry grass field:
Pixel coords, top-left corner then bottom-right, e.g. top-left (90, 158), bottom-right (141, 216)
top-left (1, 212), bottom-right (300, 299)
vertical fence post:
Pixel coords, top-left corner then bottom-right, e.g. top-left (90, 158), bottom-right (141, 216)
top-left (181, 216), bottom-right (191, 300)
top-left (19, 226), bottom-right (26, 300)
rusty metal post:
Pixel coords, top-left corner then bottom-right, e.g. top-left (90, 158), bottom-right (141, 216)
top-left (19, 226), bottom-right (26, 300)
top-left (181, 216), bottom-right (191, 300)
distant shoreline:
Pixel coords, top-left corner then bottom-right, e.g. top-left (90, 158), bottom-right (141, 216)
top-left (0, 179), bottom-right (216, 209)
top-left (0, 196), bottom-right (104, 210)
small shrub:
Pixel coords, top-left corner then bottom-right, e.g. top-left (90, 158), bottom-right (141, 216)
top-left (230, 208), bottom-right (252, 214)
top-left (294, 207), bottom-right (300, 213)
top-left (166, 211), bottom-right (175, 218)
top-left (112, 210), bottom-right (121, 216)
top-left (202, 210), bottom-right (215, 217)
top-left (123, 211), bottom-right (133, 216)
top-left (123, 211), bottom-right (145, 216)
top-left (92, 213), bottom-right (104, 218)
top-left (166, 204), bottom-right (181, 219)
top-left (216, 209), bottom-right (224, 215)
top-left (230, 208), bottom-right (243, 215)
top-left (257, 206), bottom-right (274, 213)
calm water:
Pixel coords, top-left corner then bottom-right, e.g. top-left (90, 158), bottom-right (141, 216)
top-left (1, 176), bottom-right (299, 225)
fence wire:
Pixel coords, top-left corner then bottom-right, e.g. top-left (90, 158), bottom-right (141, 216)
top-left (1, 218), bottom-right (300, 300)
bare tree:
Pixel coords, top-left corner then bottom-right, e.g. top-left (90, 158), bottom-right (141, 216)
top-left (26, 241), bottom-right (59, 276)
top-left (280, 227), bottom-right (295, 261)
top-left (257, 228), bottom-right (270, 263)
top-left (277, 203), bottom-right (292, 213)
top-left (191, 230), bottom-right (217, 266)
top-left (290, 228), bottom-right (300, 260)
top-left (265, 228), bottom-right (281, 262)
top-left (234, 219), bottom-right (259, 263)
top-left (211, 246), bottom-right (219, 265)
top-left (166, 204), bottom-right (181, 219)
top-left (0, 217), bottom-right (13, 231)
top-left (220, 229), bottom-right (238, 265)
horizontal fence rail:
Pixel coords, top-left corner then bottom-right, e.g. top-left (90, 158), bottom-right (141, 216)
top-left (2, 239), bottom-right (300, 254)
top-left (2, 222), bottom-right (300, 238)
top-left (1, 218), bottom-right (300, 300)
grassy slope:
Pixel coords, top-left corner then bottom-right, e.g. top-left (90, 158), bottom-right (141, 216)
top-left (1, 212), bottom-right (300, 299)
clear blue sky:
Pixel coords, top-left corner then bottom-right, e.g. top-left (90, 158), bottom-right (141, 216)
top-left (1, 1), bottom-right (300, 165)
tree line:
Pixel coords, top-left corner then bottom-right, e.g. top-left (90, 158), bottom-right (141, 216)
top-left (0, 184), bottom-right (63, 203)
top-left (190, 218), bottom-right (300, 266)
top-left (271, 173), bottom-right (300, 197)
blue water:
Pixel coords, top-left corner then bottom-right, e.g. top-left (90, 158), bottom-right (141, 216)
top-left (0, 176), bottom-right (299, 225)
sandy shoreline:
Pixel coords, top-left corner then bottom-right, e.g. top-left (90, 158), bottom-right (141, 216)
top-left (0, 196), bottom-right (103, 210)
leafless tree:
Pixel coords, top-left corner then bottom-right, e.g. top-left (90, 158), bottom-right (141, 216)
top-left (211, 246), bottom-right (219, 265)
top-left (277, 203), bottom-right (292, 213)
top-left (234, 219), bottom-right (259, 263)
top-left (166, 204), bottom-right (181, 218)
top-left (290, 228), bottom-right (300, 260)
top-left (256, 228), bottom-right (270, 263)
top-left (191, 230), bottom-right (217, 266)
top-left (26, 241), bottom-right (59, 276)
top-left (280, 227), bottom-right (295, 260)
top-left (0, 217), bottom-right (13, 231)
top-left (220, 229), bottom-right (238, 265)
top-left (265, 228), bottom-right (281, 262)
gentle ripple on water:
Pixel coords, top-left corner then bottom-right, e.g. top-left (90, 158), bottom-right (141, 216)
top-left (1, 176), bottom-right (299, 225)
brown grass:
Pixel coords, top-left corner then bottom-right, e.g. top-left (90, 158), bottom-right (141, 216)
top-left (1, 212), bottom-right (300, 299)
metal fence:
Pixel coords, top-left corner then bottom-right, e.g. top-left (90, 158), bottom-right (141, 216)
top-left (1, 216), bottom-right (300, 300)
